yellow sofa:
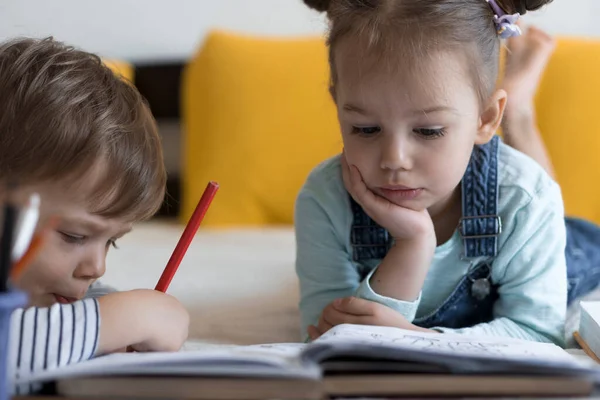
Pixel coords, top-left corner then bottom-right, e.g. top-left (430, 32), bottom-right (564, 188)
top-left (182, 31), bottom-right (339, 227)
top-left (104, 60), bottom-right (134, 83)
top-left (535, 37), bottom-right (600, 225)
top-left (182, 31), bottom-right (600, 227)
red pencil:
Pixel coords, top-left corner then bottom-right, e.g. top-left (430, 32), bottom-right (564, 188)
top-left (154, 181), bottom-right (219, 292)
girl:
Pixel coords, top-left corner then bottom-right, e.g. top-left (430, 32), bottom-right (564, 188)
top-left (296, 0), bottom-right (600, 346)
top-left (0, 37), bottom-right (189, 395)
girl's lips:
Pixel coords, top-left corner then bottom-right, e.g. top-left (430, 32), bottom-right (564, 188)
top-left (378, 187), bottom-right (424, 201)
top-left (380, 185), bottom-right (415, 191)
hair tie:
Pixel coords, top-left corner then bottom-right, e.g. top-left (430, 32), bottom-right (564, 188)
top-left (486, 0), bottom-right (522, 39)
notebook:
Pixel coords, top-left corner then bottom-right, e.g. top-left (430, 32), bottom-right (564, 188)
top-left (16, 324), bottom-right (600, 399)
top-left (578, 301), bottom-right (600, 361)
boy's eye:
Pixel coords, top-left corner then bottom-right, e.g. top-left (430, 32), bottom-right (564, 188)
top-left (414, 128), bottom-right (446, 139)
top-left (107, 239), bottom-right (119, 250)
top-left (352, 126), bottom-right (381, 136)
top-left (59, 232), bottom-right (85, 244)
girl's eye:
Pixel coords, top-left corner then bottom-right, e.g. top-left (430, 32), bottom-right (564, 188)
top-left (59, 232), bottom-right (85, 244)
top-left (414, 128), bottom-right (446, 139)
top-left (107, 239), bottom-right (119, 250)
top-left (352, 126), bottom-right (382, 136)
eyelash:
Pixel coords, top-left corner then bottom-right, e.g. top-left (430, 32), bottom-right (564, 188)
top-left (352, 126), bottom-right (381, 136)
top-left (351, 126), bottom-right (447, 139)
top-left (414, 128), bottom-right (447, 139)
top-left (59, 232), bottom-right (119, 249)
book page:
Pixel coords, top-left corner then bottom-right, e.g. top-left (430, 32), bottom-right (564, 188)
top-left (581, 301), bottom-right (600, 321)
top-left (579, 302), bottom-right (600, 360)
top-left (17, 342), bottom-right (315, 385)
top-left (183, 340), bottom-right (307, 357)
top-left (314, 324), bottom-right (576, 363)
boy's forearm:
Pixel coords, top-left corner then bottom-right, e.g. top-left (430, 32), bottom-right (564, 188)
top-left (369, 234), bottom-right (436, 301)
top-left (96, 291), bottom-right (152, 355)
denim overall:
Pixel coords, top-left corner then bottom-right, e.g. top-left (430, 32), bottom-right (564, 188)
top-left (350, 136), bottom-right (600, 329)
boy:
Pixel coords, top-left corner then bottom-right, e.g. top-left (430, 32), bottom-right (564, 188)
top-left (0, 37), bottom-right (189, 395)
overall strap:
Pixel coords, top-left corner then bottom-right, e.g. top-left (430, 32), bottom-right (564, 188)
top-left (459, 136), bottom-right (502, 259)
top-left (350, 198), bottom-right (392, 261)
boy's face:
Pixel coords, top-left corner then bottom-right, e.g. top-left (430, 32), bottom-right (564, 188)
top-left (12, 181), bottom-right (132, 307)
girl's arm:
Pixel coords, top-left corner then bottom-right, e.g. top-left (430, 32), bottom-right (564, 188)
top-left (295, 186), bottom-right (361, 336)
top-left (296, 159), bottom-right (431, 336)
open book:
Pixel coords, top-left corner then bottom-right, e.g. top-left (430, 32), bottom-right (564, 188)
top-left (16, 324), bottom-right (600, 399)
top-left (579, 301), bottom-right (600, 361)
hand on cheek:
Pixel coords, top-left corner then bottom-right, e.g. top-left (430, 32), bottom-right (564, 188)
top-left (341, 153), bottom-right (435, 240)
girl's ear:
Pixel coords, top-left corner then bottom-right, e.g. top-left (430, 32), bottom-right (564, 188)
top-left (476, 89), bottom-right (507, 145)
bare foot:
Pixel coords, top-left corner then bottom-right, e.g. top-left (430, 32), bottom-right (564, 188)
top-left (502, 25), bottom-right (556, 117)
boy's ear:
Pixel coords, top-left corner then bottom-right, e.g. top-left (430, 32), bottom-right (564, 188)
top-left (476, 89), bottom-right (507, 145)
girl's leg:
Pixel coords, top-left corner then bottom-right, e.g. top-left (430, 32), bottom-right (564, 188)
top-left (565, 218), bottom-right (600, 304)
top-left (501, 27), bottom-right (600, 305)
top-left (500, 25), bottom-right (557, 178)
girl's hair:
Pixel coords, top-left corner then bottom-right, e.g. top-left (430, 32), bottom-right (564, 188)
top-left (304, 0), bottom-right (553, 105)
top-left (0, 37), bottom-right (166, 222)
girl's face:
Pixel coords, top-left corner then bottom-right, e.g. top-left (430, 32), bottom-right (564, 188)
top-left (9, 173), bottom-right (132, 307)
top-left (334, 38), bottom-right (505, 218)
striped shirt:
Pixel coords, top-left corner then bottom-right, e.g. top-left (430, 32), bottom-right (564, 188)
top-left (7, 281), bottom-right (116, 395)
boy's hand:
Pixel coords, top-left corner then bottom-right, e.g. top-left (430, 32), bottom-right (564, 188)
top-left (308, 297), bottom-right (435, 340)
top-left (129, 290), bottom-right (190, 352)
top-left (97, 289), bottom-right (189, 354)
top-left (341, 154), bottom-right (435, 241)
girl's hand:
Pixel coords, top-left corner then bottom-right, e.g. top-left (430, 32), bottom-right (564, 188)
top-left (308, 297), bottom-right (436, 340)
top-left (341, 154), bottom-right (434, 241)
top-left (341, 153), bottom-right (436, 301)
